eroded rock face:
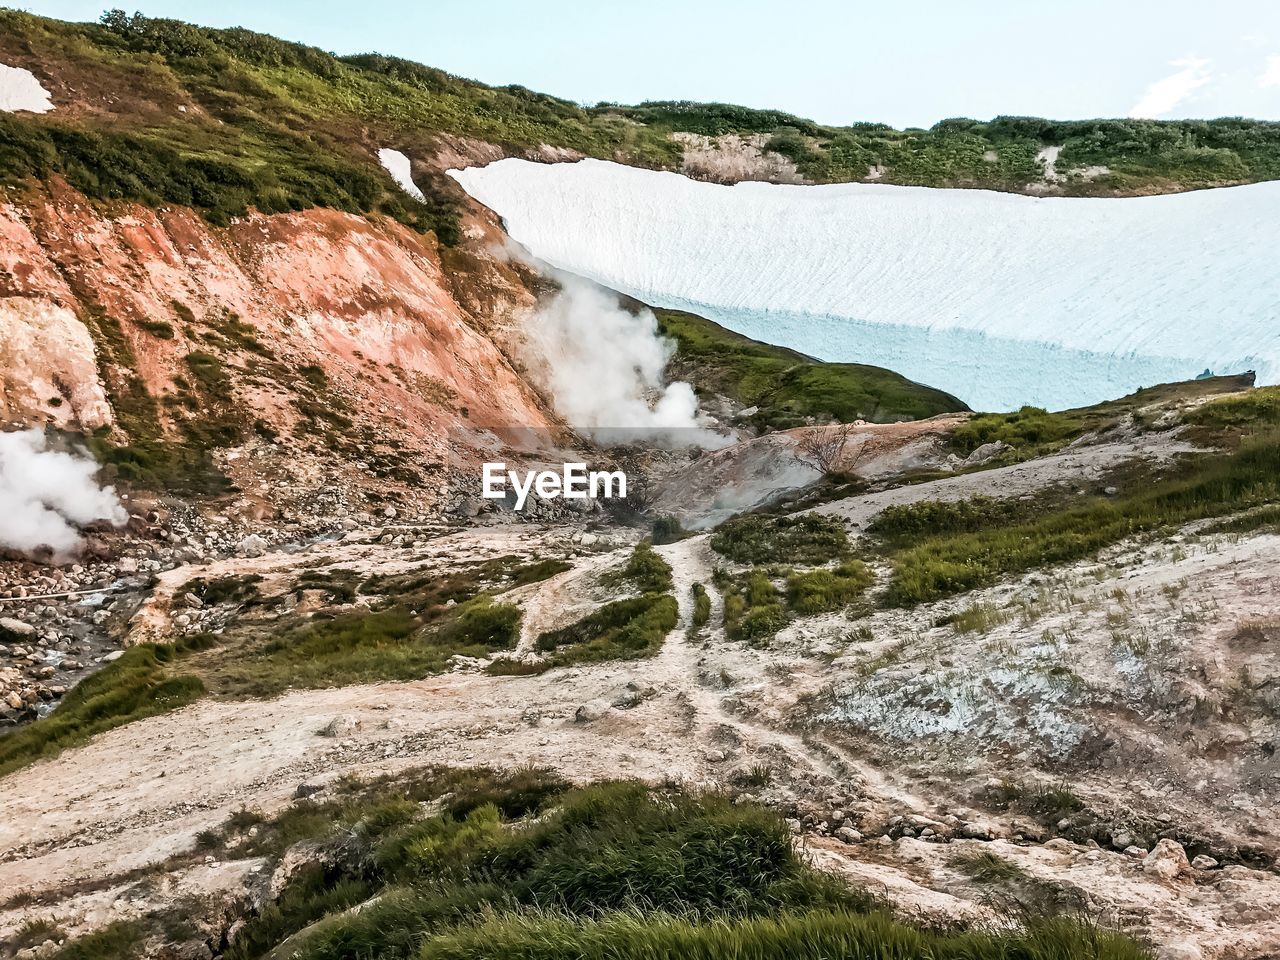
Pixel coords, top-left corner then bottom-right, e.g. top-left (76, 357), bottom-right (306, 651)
top-left (0, 182), bottom-right (553, 452)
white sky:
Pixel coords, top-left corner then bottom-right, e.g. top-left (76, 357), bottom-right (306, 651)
top-left (22, 0), bottom-right (1280, 127)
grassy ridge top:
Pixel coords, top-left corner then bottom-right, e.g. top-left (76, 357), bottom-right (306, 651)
top-left (1, 8), bottom-right (1279, 243)
top-left (657, 309), bottom-right (968, 429)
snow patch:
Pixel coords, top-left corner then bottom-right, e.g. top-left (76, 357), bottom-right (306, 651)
top-left (377, 148), bottom-right (424, 202)
top-left (0, 62), bottom-right (53, 113)
top-left (449, 158), bottom-right (1280, 410)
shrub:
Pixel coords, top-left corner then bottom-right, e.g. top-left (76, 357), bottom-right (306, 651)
top-left (202, 596), bottom-right (521, 698)
top-left (786, 561), bottom-right (873, 615)
top-left (711, 513), bottom-right (849, 565)
top-left (723, 570), bottom-right (787, 644)
top-left (535, 594), bottom-right (678, 667)
top-left (690, 582), bottom-right (711, 631)
top-left (428, 596), bottom-right (521, 651)
top-left (619, 541), bottom-right (674, 593)
top-left (651, 515), bottom-right (687, 545)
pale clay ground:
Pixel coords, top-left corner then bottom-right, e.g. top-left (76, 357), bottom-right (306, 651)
top-left (1, 431), bottom-right (1278, 959)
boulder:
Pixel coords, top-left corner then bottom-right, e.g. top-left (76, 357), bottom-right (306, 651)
top-left (1191, 854), bottom-right (1219, 871)
top-left (573, 700), bottom-right (610, 723)
top-left (1143, 839), bottom-right (1192, 881)
top-left (0, 617), bottom-right (35, 640)
top-left (237, 534), bottom-right (269, 558)
top-left (318, 715), bottom-right (362, 738)
top-left (963, 440), bottom-right (1012, 466)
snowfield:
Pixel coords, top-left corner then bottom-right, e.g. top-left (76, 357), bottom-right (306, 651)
top-left (0, 62), bottom-right (53, 113)
top-left (449, 158), bottom-right (1280, 410)
top-left (377, 148), bottom-right (425, 202)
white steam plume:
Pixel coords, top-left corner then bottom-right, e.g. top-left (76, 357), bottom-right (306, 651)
top-left (519, 276), bottom-right (726, 447)
top-left (0, 429), bottom-right (127, 559)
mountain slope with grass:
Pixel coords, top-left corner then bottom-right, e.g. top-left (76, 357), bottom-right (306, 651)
top-left (1, 10), bottom-right (1279, 960)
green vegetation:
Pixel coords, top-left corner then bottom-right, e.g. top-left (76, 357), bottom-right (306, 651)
top-left (77, 306), bottom-right (235, 493)
top-left (949, 375), bottom-right (1255, 459)
top-left (875, 430), bottom-right (1280, 606)
top-left (869, 496), bottom-right (1036, 545)
top-left (657, 309), bottom-right (965, 430)
top-left (712, 512), bottom-right (850, 565)
top-left (426, 909), bottom-right (1145, 960)
top-left (0, 638), bottom-right (209, 777)
top-left (54, 919), bottom-right (145, 960)
top-left (722, 569), bottom-right (788, 644)
top-left (942, 602), bottom-right (1012, 635)
top-left (56, 766), bottom-right (1147, 959)
top-left (950, 849), bottom-right (1027, 885)
top-left (12, 917), bottom-right (65, 953)
top-left (1185, 384), bottom-right (1280, 431)
top-left (617, 540), bottom-right (674, 593)
top-left (198, 595), bottom-right (521, 698)
top-left (619, 104), bottom-right (1280, 193)
top-left (0, 7), bottom-right (675, 241)
top-left (949, 849), bottom-right (1081, 915)
top-left (1, 9), bottom-right (1278, 263)
top-left (535, 594), bottom-right (678, 667)
top-left (651, 515), bottom-right (688, 545)
top-left (511, 533), bottom-right (677, 671)
top-left (0, 556), bottom-right (560, 776)
top-left (690, 582), bottom-right (712, 632)
top-left (719, 559), bottom-right (873, 642)
top-left (785, 561), bottom-right (873, 615)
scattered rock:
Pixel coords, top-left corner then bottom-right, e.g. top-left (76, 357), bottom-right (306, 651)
top-left (1191, 854), bottom-right (1219, 871)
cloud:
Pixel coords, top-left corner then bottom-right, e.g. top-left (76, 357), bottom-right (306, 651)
top-left (1129, 57), bottom-right (1214, 118)
top-left (1260, 55), bottom-right (1280, 89)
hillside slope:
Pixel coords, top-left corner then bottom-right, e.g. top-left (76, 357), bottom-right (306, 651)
top-left (0, 6), bottom-right (1278, 233)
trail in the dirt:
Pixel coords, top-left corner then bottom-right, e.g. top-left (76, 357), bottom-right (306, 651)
top-left (651, 537), bottom-right (852, 789)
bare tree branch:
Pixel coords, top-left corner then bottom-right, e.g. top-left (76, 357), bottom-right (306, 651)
top-left (793, 423), bottom-right (861, 477)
